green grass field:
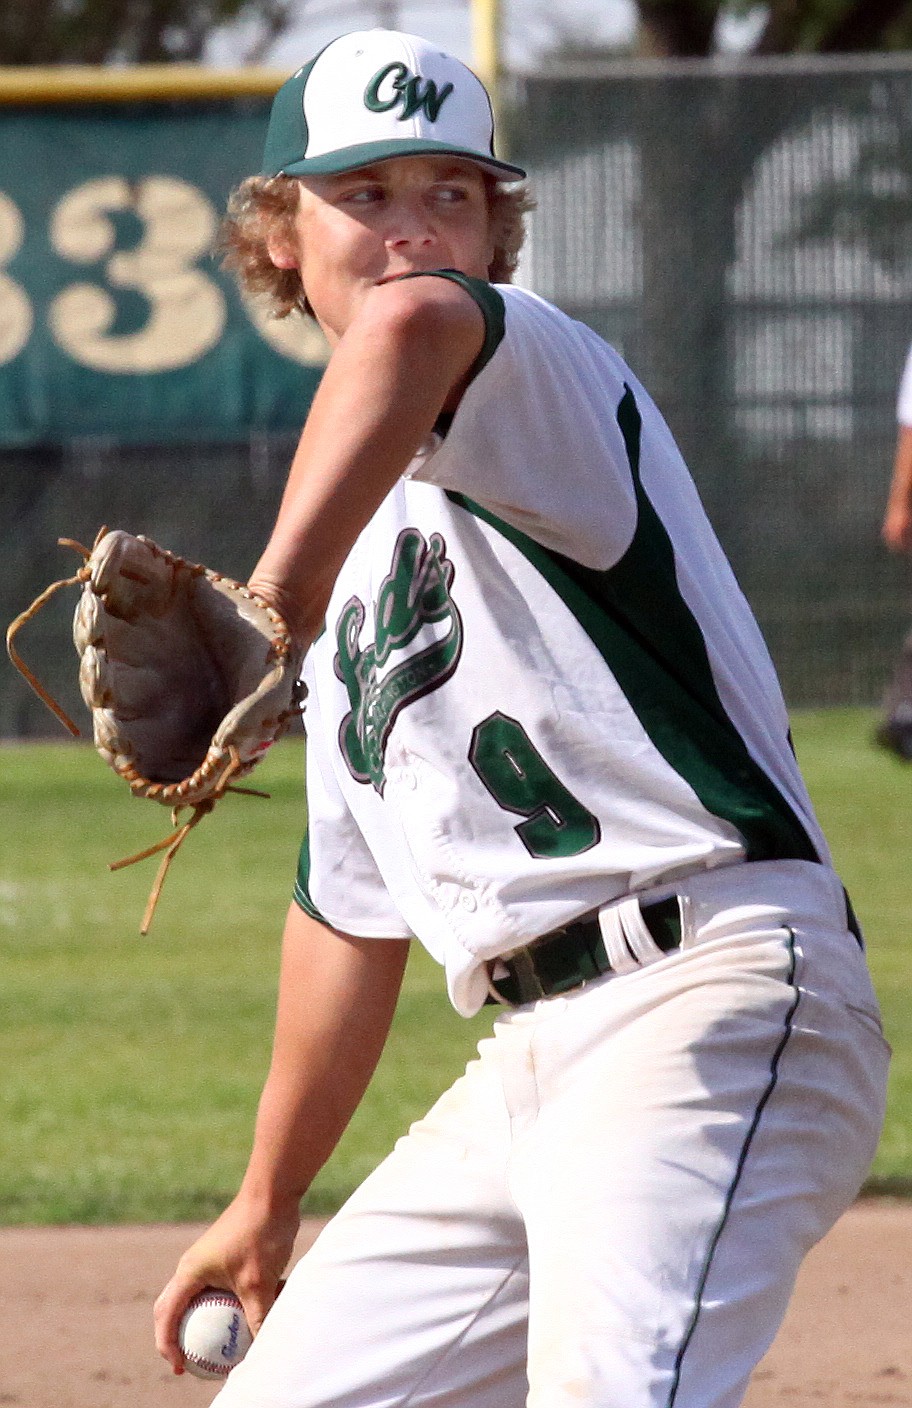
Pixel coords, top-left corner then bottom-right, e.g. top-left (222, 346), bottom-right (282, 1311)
top-left (1, 708), bottom-right (910, 1224)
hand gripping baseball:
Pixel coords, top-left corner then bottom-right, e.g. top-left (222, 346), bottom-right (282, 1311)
top-left (7, 528), bottom-right (306, 931)
top-left (154, 1193), bottom-right (298, 1375)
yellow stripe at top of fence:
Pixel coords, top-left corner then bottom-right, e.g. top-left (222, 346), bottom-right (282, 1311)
top-left (0, 65), bottom-right (287, 105)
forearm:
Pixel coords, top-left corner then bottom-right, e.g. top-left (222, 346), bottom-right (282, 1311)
top-left (238, 904), bottom-right (411, 1213)
top-left (154, 909), bottom-right (408, 1367)
top-left (249, 280), bottom-right (484, 643)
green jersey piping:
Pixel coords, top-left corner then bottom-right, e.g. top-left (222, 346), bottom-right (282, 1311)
top-left (397, 270), bottom-right (505, 382)
top-left (294, 825), bottom-right (328, 922)
top-left (446, 384), bottom-right (820, 865)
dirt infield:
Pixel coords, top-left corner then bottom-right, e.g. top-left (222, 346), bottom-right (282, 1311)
top-left (2, 1201), bottom-right (910, 1407)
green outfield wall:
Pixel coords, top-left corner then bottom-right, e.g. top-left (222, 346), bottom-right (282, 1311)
top-left (0, 73), bottom-right (327, 446)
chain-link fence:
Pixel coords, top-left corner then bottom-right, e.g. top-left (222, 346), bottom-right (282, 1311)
top-left (4, 55), bottom-right (912, 734)
top-left (511, 53), bottom-right (912, 709)
top-left (2, 434), bottom-right (300, 736)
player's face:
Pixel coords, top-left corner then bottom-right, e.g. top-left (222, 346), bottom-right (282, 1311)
top-left (269, 156), bottom-right (496, 343)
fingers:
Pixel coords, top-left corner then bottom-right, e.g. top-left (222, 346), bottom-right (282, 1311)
top-left (153, 1195), bottom-right (300, 1375)
top-left (153, 1218), bottom-right (294, 1374)
top-left (154, 1267), bottom-right (285, 1377)
top-left (154, 1268), bottom-right (211, 1374)
top-left (233, 1273), bottom-right (282, 1340)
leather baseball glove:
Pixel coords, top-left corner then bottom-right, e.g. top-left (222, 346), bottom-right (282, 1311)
top-left (7, 528), bottom-right (305, 931)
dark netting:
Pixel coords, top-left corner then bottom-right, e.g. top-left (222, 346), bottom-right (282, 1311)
top-left (509, 55), bottom-right (912, 708)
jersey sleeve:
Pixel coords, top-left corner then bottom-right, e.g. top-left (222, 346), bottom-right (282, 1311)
top-left (406, 277), bottom-right (639, 571)
top-left (294, 681), bottom-right (414, 940)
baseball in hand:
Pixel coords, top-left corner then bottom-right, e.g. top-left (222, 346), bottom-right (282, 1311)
top-left (178, 1288), bottom-right (253, 1379)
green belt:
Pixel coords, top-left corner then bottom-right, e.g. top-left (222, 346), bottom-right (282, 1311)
top-left (486, 895), bottom-right (683, 1007)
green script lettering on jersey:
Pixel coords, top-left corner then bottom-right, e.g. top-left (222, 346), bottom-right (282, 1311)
top-left (335, 527), bottom-right (462, 789)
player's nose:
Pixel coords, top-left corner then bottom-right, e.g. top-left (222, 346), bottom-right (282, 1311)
top-left (384, 197), bottom-right (436, 248)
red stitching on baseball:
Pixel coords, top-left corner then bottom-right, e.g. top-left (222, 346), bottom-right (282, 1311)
top-left (182, 1293), bottom-right (247, 1376)
top-left (184, 1353), bottom-right (233, 1377)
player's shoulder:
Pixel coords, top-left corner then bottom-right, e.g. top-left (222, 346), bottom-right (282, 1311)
top-left (371, 276), bottom-right (583, 348)
top-left (381, 275), bottom-right (634, 405)
top-left (498, 283), bottom-right (608, 341)
top-left (494, 284), bottom-right (633, 384)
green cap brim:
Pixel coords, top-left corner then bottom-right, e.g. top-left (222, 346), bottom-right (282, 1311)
top-left (269, 138), bottom-right (526, 181)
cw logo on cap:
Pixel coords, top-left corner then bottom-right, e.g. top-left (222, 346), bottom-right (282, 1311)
top-left (364, 63), bottom-right (454, 123)
top-left (260, 28), bottom-right (526, 182)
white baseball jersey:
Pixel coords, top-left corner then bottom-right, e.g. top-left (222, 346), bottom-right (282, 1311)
top-left (295, 277), bottom-right (831, 1016)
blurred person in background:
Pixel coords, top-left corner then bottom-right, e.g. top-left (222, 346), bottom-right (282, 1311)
top-left (876, 341), bottom-right (912, 760)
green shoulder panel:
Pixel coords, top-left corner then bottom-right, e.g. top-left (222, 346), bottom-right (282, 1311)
top-left (446, 383), bottom-right (820, 866)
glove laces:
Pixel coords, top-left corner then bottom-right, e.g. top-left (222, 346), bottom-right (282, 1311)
top-left (109, 746), bottom-right (269, 935)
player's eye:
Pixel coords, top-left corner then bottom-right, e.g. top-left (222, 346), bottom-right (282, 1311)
top-left (433, 184), bottom-right (470, 204)
top-left (339, 184), bottom-right (385, 205)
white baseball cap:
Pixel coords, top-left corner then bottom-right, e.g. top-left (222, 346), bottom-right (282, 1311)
top-left (261, 29), bottom-right (526, 182)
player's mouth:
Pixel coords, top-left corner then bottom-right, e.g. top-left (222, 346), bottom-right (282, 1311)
top-left (376, 266), bottom-right (443, 285)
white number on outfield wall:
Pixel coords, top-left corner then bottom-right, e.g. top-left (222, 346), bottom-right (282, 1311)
top-left (242, 290), bottom-right (330, 367)
top-left (0, 191), bottom-right (33, 365)
top-left (48, 176), bottom-right (226, 372)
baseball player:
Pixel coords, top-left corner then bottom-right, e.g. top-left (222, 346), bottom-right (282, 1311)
top-left (154, 29), bottom-right (890, 1408)
top-left (876, 338), bottom-right (912, 759)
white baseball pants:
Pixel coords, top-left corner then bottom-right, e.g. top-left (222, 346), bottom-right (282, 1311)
top-left (214, 859), bottom-right (890, 1408)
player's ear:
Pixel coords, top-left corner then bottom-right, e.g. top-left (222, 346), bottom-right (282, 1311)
top-left (266, 232), bottom-right (300, 271)
top-left (481, 182), bottom-right (499, 279)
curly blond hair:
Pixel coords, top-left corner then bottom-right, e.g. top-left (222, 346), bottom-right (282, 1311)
top-left (219, 173), bottom-right (534, 320)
